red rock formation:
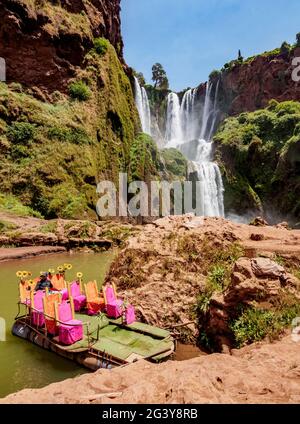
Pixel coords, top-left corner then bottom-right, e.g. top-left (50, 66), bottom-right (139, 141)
top-left (189, 48), bottom-right (300, 121)
top-left (219, 48), bottom-right (300, 116)
top-left (0, 0), bottom-right (123, 93)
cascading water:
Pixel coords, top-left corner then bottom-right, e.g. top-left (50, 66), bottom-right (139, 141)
top-left (165, 92), bottom-right (183, 145)
top-left (134, 77), bottom-right (151, 135)
top-left (164, 79), bottom-right (224, 217)
top-left (181, 88), bottom-right (198, 141)
top-left (194, 139), bottom-right (224, 217)
top-left (208, 79), bottom-right (220, 141)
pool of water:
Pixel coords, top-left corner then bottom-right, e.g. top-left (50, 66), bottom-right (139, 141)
top-left (0, 250), bottom-right (115, 398)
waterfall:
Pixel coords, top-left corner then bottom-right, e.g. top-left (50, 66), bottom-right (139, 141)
top-left (208, 79), bottom-right (220, 141)
top-left (165, 92), bottom-right (183, 145)
top-left (164, 78), bottom-right (224, 217)
top-left (193, 139), bottom-right (224, 217)
top-left (134, 77), bottom-right (151, 135)
top-left (181, 88), bottom-right (198, 141)
top-left (200, 81), bottom-right (213, 140)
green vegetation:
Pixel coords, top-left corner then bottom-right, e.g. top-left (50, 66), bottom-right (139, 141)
top-left (280, 41), bottom-right (291, 55)
top-left (133, 70), bottom-right (146, 86)
top-left (0, 39), bottom-right (142, 219)
top-left (0, 219), bottom-right (17, 233)
top-left (151, 63), bottom-right (169, 90)
top-left (129, 133), bottom-right (160, 182)
top-left (94, 38), bottom-right (109, 56)
top-left (230, 298), bottom-right (300, 347)
top-left (0, 193), bottom-right (42, 218)
top-left (39, 221), bottom-right (57, 234)
top-left (69, 81), bottom-right (91, 101)
top-left (209, 70), bottom-right (221, 81)
top-left (160, 148), bottom-right (187, 179)
top-left (214, 100), bottom-right (300, 219)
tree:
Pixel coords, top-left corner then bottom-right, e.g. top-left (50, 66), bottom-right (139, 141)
top-left (280, 41), bottom-right (290, 55)
top-left (152, 63), bottom-right (169, 89)
top-left (136, 72), bottom-right (146, 86)
top-left (238, 49), bottom-right (243, 62)
top-left (296, 33), bottom-right (300, 47)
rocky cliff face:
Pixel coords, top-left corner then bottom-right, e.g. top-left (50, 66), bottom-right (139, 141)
top-left (217, 47), bottom-right (300, 116)
top-left (0, 0), bottom-right (123, 93)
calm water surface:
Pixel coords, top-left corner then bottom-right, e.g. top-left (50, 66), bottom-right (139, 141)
top-left (0, 251), bottom-right (115, 398)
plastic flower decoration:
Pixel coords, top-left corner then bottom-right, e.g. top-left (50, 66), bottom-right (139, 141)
top-left (76, 272), bottom-right (83, 279)
top-left (16, 271), bottom-right (23, 278)
top-left (64, 263), bottom-right (72, 271)
top-left (48, 268), bottom-right (55, 274)
top-left (22, 271), bottom-right (28, 278)
top-left (57, 266), bottom-right (64, 273)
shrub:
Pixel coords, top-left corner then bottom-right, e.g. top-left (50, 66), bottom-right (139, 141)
top-left (69, 81), bottom-right (91, 101)
top-left (209, 70), bottom-right (221, 81)
top-left (230, 308), bottom-right (278, 347)
top-left (94, 38), bottom-right (109, 56)
top-left (0, 193), bottom-right (43, 218)
top-left (48, 125), bottom-right (91, 144)
top-left (280, 41), bottom-right (291, 55)
top-left (296, 32), bottom-right (300, 47)
top-left (7, 122), bottom-right (36, 144)
top-left (207, 265), bottom-right (226, 290)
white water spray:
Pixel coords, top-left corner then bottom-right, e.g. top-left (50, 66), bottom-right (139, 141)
top-left (164, 79), bottom-right (224, 217)
top-left (165, 92), bottom-right (183, 145)
top-left (134, 77), bottom-right (151, 135)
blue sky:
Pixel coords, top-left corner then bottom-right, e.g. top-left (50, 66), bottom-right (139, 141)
top-left (121, 0), bottom-right (300, 91)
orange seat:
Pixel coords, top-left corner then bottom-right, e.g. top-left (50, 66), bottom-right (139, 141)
top-left (84, 281), bottom-right (105, 316)
top-left (43, 292), bottom-right (62, 335)
top-left (51, 274), bottom-right (66, 291)
top-left (19, 280), bottom-right (35, 305)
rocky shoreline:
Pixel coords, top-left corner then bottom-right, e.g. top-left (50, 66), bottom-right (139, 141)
top-left (0, 246), bottom-right (67, 262)
top-left (2, 335), bottom-right (299, 404)
top-left (1, 213), bottom-right (300, 403)
top-left (0, 211), bottom-right (140, 256)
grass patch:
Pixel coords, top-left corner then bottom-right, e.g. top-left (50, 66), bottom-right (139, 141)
top-left (69, 81), bottom-right (91, 101)
top-left (39, 221), bottom-right (57, 234)
top-left (230, 301), bottom-right (300, 347)
top-left (0, 219), bottom-right (17, 233)
top-left (0, 193), bottom-right (43, 218)
top-left (94, 38), bottom-right (109, 56)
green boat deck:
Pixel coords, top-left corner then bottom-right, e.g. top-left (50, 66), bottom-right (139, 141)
top-left (73, 313), bottom-right (174, 363)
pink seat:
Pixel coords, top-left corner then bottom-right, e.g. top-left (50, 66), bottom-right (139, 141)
top-left (69, 281), bottom-right (86, 312)
top-left (60, 288), bottom-right (69, 301)
top-left (125, 305), bottom-right (136, 325)
top-left (104, 286), bottom-right (124, 319)
top-left (56, 301), bottom-right (83, 345)
top-left (31, 290), bottom-right (45, 327)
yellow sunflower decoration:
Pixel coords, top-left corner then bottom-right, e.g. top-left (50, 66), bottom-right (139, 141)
top-left (57, 266), bottom-right (64, 273)
top-left (48, 268), bottom-right (55, 274)
top-left (21, 271), bottom-right (28, 278)
top-left (76, 272), bottom-right (83, 279)
top-left (64, 263), bottom-right (72, 271)
top-left (16, 271), bottom-right (23, 278)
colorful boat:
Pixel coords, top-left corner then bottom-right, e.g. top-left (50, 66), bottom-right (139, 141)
top-left (12, 266), bottom-right (175, 370)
